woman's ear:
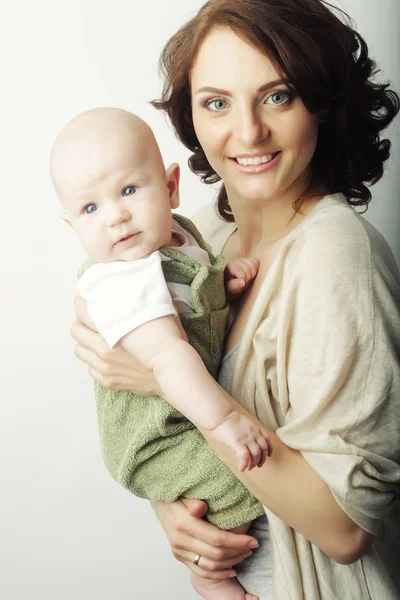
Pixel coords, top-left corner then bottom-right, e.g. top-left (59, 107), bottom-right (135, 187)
top-left (319, 108), bottom-right (330, 124)
top-left (165, 163), bottom-right (180, 209)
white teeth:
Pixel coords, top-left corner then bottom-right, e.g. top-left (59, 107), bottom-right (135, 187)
top-left (236, 154), bottom-right (274, 166)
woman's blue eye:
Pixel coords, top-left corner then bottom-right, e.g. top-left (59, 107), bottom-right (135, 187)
top-left (207, 99), bottom-right (227, 111)
top-left (84, 203), bottom-right (97, 214)
top-left (123, 186), bottom-right (137, 196)
top-left (268, 92), bottom-right (290, 105)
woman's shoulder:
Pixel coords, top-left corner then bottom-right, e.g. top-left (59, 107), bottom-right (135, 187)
top-left (291, 193), bottom-right (399, 281)
top-left (189, 203), bottom-right (237, 255)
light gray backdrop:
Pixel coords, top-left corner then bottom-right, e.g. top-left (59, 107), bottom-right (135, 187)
top-left (0, 1), bottom-right (398, 599)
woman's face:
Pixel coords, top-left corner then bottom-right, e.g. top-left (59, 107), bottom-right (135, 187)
top-left (191, 27), bottom-right (322, 209)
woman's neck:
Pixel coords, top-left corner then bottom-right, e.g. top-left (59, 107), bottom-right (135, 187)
top-left (228, 185), bottom-right (326, 258)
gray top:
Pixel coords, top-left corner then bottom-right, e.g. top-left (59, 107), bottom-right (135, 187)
top-left (217, 342), bottom-right (272, 600)
top-left (217, 342), bottom-right (240, 394)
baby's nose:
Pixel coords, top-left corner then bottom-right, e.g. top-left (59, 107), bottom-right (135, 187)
top-left (106, 203), bottom-right (131, 226)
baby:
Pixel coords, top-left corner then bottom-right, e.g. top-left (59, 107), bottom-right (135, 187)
top-left (51, 107), bottom-right (268, 600)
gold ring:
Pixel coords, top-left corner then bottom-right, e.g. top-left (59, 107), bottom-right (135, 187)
top-left (193, 554), bottom-right (201, 566)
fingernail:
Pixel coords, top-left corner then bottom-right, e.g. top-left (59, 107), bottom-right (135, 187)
top-left (228, 572), bottom-right (237, 578)
top-left (248, 541), bottom-right (259, 548)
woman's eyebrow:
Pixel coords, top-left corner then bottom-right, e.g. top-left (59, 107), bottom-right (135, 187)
top-left (194, 79), bottom-right (288, 96)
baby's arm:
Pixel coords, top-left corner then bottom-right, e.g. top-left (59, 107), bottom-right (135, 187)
top-left (120, 315), bottom-right (269, 471)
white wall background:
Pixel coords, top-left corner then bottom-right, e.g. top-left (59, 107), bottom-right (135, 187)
top-left (0, 1), bottom-right (398, 599)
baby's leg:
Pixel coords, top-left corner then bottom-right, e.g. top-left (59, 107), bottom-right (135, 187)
top-left (190, 523), bottom-right (259, 600)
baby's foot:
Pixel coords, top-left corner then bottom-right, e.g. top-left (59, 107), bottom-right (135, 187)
top-left (190, 572), bottom-right (259, 600)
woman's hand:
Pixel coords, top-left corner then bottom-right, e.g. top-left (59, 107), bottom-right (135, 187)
top-left (151, 497), bottom-right (259, 581)
top-left (71, 295), bottom-right (162, 394)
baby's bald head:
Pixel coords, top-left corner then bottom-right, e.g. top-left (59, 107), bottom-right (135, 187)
top-left (50, 107), bottom-right (165, 202)
top-left (50, 108), bottom-right (180, 263)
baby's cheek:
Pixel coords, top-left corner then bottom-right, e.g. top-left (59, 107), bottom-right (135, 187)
top-left (81, 231), bottom-right (108, 262)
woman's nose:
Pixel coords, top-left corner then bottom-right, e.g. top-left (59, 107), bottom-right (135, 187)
top-left (233, 106), bottom-right (269, 148)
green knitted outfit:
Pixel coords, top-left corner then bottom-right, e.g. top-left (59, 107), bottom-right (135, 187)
top-left (78, 214), bottom-right (264, 529)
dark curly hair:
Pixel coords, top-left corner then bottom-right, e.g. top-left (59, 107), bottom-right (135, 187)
top-left (152, 0), bottom-right (399, 221)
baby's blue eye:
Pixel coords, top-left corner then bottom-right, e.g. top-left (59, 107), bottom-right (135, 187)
top-left (123, 186), bottom-right (137, 196)
top-left (84, 203), bottom-right (97, 214)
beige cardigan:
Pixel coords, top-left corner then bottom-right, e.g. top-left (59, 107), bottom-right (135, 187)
top-left (192, 193), bottom-right (400, 600)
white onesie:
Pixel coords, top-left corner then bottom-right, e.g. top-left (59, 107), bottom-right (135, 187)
top-left (77, 219), bottom-right (211, 348)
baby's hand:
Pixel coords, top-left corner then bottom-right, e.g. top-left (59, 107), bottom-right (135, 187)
top-left (211, 411), bottom-right (270, 471)
top-left (224, 257), bottom-right (259, 302)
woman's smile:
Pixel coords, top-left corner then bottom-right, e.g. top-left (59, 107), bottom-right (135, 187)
top-left (229, 151), bottom-right (282, 173)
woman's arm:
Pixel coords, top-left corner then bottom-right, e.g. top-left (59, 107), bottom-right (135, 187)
top-left (200, 385), bottom-right (373, 565)
top-left (71, 299), bottom-right (372, 565)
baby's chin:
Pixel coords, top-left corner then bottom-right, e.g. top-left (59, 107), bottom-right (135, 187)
top-left (92, 253), bottom-right (135, 263)
top-left (97, 248), bottom-right (150, 263)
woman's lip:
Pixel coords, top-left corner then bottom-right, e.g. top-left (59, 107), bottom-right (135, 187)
top-left (233, 151), bottom-right (279, 159)
top-left (230, 151), bottom-right (281, 174)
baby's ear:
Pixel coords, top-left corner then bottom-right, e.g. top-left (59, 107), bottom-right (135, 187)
top-left (60, 212), bottom-right (72, 228)
top-left (165, 163), bottom-right (180, 209)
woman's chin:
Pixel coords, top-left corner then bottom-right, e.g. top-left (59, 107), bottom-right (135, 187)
top-left (233, 186), bottom-right (283, 207)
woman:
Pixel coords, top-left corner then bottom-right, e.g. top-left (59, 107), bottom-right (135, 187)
top-left (71, 0), bottom-right (400, 598)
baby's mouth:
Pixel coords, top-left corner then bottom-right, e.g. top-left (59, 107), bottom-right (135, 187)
top-left (114, 232), bottom-right (141, 246)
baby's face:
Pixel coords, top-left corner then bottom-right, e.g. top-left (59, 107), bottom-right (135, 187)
top-left (52, 112), bottom-right (179, 262)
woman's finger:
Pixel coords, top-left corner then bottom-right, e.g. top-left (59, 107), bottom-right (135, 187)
top-left (74, 295), bottom-right (98, 330)
top-left (87, 366), bottom-right (106, 384)
top-left (70, 320), bottom-right (108, 354)
top-left (180, 498), bottom-right (209, 518)
top-left (87, 366), bottom-right (122, 389)
top-left (174, 533), bottom-right (253, 568)
top-left (177, 547), bottom-right (253, 579)
top-left (179, 514), bottom-right (258, 554)
top-left (74, 343), bottom-right (109, 372)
